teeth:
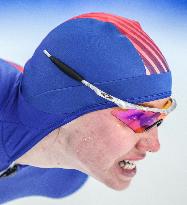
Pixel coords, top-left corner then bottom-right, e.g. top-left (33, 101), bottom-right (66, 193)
top-left (119, 160), bottom-right (136, 170)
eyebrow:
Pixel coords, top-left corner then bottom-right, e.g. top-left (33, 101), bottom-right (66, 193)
top-left (138, 102), bottom-right (156, 108)
top-left (138, 99), bottom-right (169, 109)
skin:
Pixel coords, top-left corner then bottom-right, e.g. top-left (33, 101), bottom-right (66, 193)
top-left (15, 97), bottom-right (170, 190)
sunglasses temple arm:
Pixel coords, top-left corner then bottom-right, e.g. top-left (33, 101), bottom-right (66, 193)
top-left (43, 50), bottom-right (126, 108)
top-left (82, 80), bottom-right (133, 109)
top-left (43, 50), bottom-right (84, 82)
top-left (43, 50), bottom-right (175, 114)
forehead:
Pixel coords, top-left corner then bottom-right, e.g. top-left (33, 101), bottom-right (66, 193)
top-left (139, 97), bottom-right (170, 109)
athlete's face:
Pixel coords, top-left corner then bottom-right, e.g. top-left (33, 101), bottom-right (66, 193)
top-left (14, 97), bottom-right (170, 190)
top-left (63, 97), bottom-right (170, 190)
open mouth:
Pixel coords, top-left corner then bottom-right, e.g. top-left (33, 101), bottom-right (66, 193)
top-left (117, 160), bottom-right (137, 178)
top-left (115, 154), bottom-right (145, 178)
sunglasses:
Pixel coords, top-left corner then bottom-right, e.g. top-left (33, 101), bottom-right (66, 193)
top-left (43, 50), bottom-right (177, 133)
top-left (111, 98), bottom-right (173, 133)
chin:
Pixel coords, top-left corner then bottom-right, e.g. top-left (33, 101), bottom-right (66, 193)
top-left (103, 178), bottom-right (132, 191)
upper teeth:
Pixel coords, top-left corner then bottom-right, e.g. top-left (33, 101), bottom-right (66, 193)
top-left (119, 160), bottom-right (136, 169)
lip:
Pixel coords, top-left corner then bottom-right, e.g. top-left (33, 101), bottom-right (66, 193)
top-left (122, 157), bottom-right (145, 161)
top-left (114, 154), bottom-right (146, 180)
top-left (117, 154), bottom-right (146, 163)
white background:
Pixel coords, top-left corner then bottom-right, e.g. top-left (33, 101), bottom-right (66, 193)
top-left (0, 1), bottom-right (186, 204)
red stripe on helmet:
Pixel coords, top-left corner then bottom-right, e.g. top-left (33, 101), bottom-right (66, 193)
top-left (71, 12), bottom-right (170, 74)
top-left (74, 12), bottom-right (169, 71)
top-left (6, 61), bottom-right (24, 72)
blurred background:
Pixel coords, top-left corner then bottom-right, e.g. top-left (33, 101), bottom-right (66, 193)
top-left (0, 0), bottom-right (186, 204)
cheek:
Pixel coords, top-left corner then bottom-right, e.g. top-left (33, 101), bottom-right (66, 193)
top-left (74, 122), bottom-right (136, 170)
top-left (99, 118), bottom-right (136, 155)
